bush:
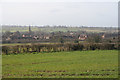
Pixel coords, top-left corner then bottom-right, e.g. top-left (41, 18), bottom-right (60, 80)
top-left (2, 43), bottom-right (118, 55)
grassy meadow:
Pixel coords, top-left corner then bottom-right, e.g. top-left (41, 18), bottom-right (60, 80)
top-left (2, 26), bottom-right (118, 33)
top-left (2, 50), bottom-right (118, 78)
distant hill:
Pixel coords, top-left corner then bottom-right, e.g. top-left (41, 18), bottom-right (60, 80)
top-left (2, 25), bottom-right (118, 33)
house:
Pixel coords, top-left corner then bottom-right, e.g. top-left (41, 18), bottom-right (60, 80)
top-left (70, 32), bottom-right (74, 35)
top-left (78, 34), bottom-right (87, 41)
top-left (22, 34), bottom-right (25, 37)
top-left (33, 36), bottom-right (39, 40)
top-left (6, 37), bottom-right (11, 41)
top-left (44, 36), bottom-right (50, 39)
top-left (102, 34), bottom-right (105, 39)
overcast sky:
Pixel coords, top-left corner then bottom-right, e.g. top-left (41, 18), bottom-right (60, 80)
top-left (1, 0), bottom-right (119, 27)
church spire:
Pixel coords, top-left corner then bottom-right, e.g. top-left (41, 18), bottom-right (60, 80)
top-left (29, 26), bottom-right (32, 34)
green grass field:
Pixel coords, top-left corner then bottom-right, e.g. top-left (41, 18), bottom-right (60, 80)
top-left (2, 26), bottom-right (118, 33)
top-left (2, 50), bottom-right (118, 78)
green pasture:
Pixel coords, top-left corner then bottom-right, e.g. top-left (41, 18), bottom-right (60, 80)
top-left (2, 42), bottom-right (60, 46)
top-left (2, 50), bottom-right (118, 78)
top-left (2, 26), bottom-right (118, 33)
top-left (1, 43), bottom-right (31, 46)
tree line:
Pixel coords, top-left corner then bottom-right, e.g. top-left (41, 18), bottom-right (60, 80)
top-left (2, 43), bottom-right (119, 55)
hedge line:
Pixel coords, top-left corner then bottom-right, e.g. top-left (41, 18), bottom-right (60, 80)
top-left (2, 43), bottom-right (119, 55)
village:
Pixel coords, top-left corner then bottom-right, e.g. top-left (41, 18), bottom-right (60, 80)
top-left (2, 26), bottom-right (118, 44)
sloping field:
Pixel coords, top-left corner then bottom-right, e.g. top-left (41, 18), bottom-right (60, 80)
top-left (2, 26), bottom-right (118, 33)
top-left (2, 50), bottom-right (118, 78)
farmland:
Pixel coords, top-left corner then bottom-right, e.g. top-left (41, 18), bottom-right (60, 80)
top-left (2, 26), bottom-right (118, 33)
top-left (2, 25), bottom-right (118, 78)
top-left (2, 50), bottom-right (118, 78)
